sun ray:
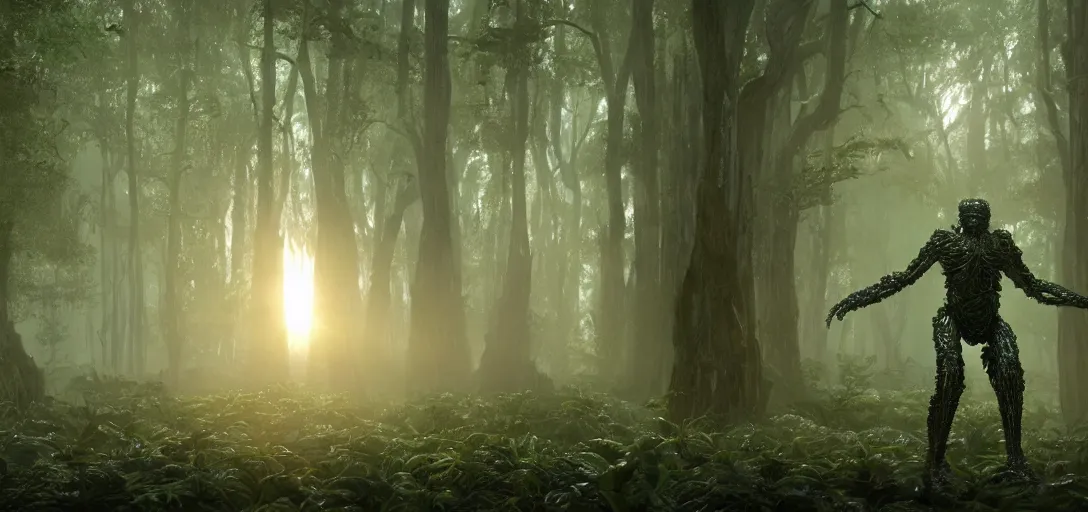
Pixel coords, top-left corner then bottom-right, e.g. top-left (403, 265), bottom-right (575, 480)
top-left (282, 241), bottom-right (314, 354)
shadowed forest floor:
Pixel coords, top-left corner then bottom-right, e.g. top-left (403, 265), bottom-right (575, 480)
top-left (0, 376), bottom-right (1086, 511)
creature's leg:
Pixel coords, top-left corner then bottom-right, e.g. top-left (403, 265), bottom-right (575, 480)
top-left (925, 307), bottom-right (964, 490)
top-left (982, 318), bottom-right (1031, 474)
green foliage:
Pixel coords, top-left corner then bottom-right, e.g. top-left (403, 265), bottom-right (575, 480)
top-left (8, 192), bottom-right (96, 323)
top-left (0, 0), bottom-right (101, 314)
top-left (795, 136), bottom-right (914, 211)
top-left (0, 380), bottom-right (1086, 510)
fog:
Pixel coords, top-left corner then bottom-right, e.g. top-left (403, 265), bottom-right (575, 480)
top-left (2, 0), bottom-right (1087, 509)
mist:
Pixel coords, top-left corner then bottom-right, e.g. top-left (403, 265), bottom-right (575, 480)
top-left (1, 0), bottom-right (1087, 509)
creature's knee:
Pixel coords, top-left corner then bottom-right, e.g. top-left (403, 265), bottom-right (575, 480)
top-left (986, 358), bottom-right (1025, 389)
top-left (934, 357), bottom-right (966, 393)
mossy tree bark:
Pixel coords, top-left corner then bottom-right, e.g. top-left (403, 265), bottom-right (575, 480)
top-left (668, 0), bottom-right (763, 423)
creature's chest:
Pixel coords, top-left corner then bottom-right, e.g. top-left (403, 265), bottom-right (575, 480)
top-left (941, 237), bottom-right (1003, 286)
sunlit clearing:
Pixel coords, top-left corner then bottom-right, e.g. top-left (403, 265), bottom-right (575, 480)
top-left (283, 241), bottom-right (314, 354)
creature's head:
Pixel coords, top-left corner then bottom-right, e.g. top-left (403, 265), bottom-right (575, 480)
top-left (957, 198), bottom-right (991, 235)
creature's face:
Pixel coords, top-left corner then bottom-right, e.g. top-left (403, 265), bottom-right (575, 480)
top-left (957, 198), bottom-right (991, 234)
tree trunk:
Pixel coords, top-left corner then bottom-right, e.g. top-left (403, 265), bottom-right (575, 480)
top-left (547, 23), bottom-right (591, 379)
top-left (163, 2), bottom-right (191, 387)
top-left (801, 203), bottom-right (833, 361)
top-left (761, 0), bottom-right (848, 401)
top-left (110, 164), bottom-right (124, 372)
top-left (588, 1), bottom-right (633, 383)
top-left (728, 0), bottom-right (815, 400)
top-left (275, 64), bottom-right (299, 222)
top-left (669, 0), bottom-right (762, 423)
top-left (0, 219), bottom-right (45, 408)
top-left (292, 1), bottom-right (367, 392)
top-left (228, 139), bottom-right (250, 363)
top-left (363, 181), bottom-right (418, 392)
top-left (479, 1), bottom-right (542, 393)
top-left (123, 0), bottom-right (144, 377)
top-left (247, 0), bottom-right (289, 386)
top-left (98, 141), bottom-right (113, 368)
top-left (966, 63), bottom-right (989, 196)
top-left (659, 48), bottom-right (698, 391)
top-left (0, 221), bottom-right (11, 332)
top-left (1058, 0), bottom-right (1088, 424)
top-left (627, 0), bottom-right (665, 399)
top-left (799, 127), bottom-right (835, 362)
top-left (406, 0), bottom-right (472, 395)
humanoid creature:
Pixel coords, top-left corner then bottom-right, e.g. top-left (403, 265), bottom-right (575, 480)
top-left (825, 198), bottom-right (1088, 492)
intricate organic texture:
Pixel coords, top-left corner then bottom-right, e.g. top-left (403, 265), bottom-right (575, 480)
top-left (826, 198), bottom-right (1088, 492)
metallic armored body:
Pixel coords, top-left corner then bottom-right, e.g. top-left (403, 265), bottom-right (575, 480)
top-left (826, 199), bottom-right (1088, 492)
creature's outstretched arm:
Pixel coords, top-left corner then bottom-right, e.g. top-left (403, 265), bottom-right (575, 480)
top-left (996, 230), bottom-right (1088, 308)
top-left (826, 230), bottom-right (948, 327)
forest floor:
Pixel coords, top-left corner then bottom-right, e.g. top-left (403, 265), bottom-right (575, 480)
top-left (0, 373), bottom-right (1086, 511)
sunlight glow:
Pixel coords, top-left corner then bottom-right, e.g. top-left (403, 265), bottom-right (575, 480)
top-left (282, 241), bottom-right (314, 354)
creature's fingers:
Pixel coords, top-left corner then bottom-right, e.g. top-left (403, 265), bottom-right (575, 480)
top-left (825, 306), bottom-right (839, 327)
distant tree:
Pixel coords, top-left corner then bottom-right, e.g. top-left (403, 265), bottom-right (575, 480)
top-left (406, 0), bottom-right (473, 395)
top-left (0, 0), bottom-right (100, 406)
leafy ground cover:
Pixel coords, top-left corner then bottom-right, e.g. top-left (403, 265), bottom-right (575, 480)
top-left (0, 375), bottom-right (1086, 511)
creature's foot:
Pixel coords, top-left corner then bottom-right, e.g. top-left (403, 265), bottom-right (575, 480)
top-left (923, 460), bottom-right (954, 496)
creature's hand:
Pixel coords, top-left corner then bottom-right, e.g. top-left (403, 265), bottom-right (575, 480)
top-left (826, 299), bottom-right (852, 328)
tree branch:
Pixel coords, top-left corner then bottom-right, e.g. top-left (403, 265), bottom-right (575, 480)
top-left (542, 19), bottom-right (606, 92)
top-left (848, 1), bottom-right (881, 19)
top-left (782, 0), bottom-right (849, 159)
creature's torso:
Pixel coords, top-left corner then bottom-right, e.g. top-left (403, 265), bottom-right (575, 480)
top-left (935, 229), bottom-right (1007, 344)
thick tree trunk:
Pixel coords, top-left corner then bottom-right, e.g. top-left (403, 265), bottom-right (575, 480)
top-left (669, 0), bottom-right (762, 423)
top-left (0, 220), bottom-right (44, 408)
top-left (407, 0), bottom-right (472, 395)
top-left (1058, 0), bottom-right (1088, 424)
top-left (628, 0), bottom-right (664, 399)
top-left (659, 49), bottom-right (698, 390)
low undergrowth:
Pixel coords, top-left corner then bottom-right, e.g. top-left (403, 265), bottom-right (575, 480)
top-left (0, 375), bottom-right (1086, 511)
